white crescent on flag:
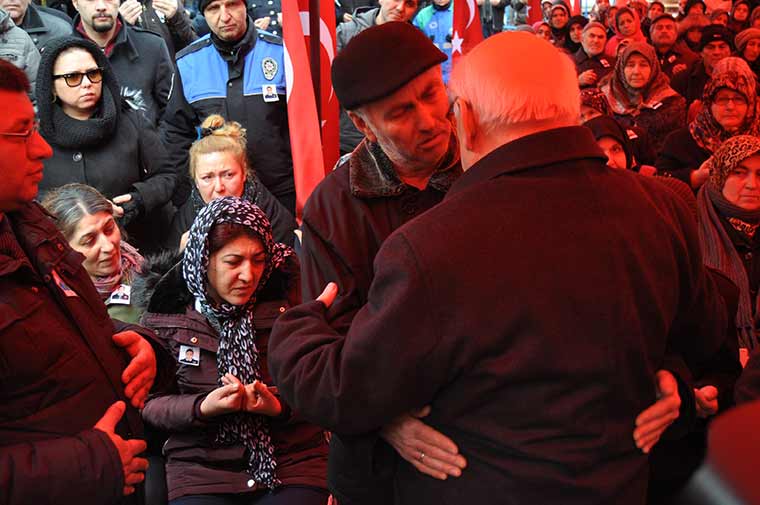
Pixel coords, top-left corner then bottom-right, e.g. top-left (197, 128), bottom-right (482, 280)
top-left (465, 0), bottom-right (475, 28)
top-left (300, 11), bottom-right (336, 100)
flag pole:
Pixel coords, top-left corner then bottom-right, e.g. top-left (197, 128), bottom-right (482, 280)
top-left (309, 0), bottom-right (322, 125)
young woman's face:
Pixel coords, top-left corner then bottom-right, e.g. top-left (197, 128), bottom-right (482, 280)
top-left (569, 22), bottom-right (584, 42)
top-left (207, 235), bottom-right (266, 306)
top-left (537, 24), bottom-right (553, 40)
top-left (744, 37), bottom-right (760, 61)
top-left (597, 136), bottom-right (628, 170)
top-left (617, 12), bottom-right (637, 36)
top-left (52, 48), bottom-right (103, 120)
top-left (734, 3), bottom-right (749, 21)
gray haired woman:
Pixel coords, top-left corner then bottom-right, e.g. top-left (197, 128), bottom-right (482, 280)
top-left (41, 183), bottom-right (144, 323)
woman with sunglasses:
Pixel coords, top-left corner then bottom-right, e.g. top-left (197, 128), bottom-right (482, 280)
top-left (36, 36), bottom-right (176, 253)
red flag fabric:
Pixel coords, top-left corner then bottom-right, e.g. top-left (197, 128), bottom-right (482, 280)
top-left (282, 0), bottom-right (325, 221)
top-left (527, 0), bottom-right (543, 24)
top-left (452, 0), bottom-right (484, 60)
top-left (298, 0), bottom-right (340, 173)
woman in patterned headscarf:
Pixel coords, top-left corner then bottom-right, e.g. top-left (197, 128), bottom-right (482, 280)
top-left (599, 42), bottom-right (686, 155)
top-left (697, 135), bottom-right (760, 352)
top-left (137, 197), bottom-right (329, 505)
top-left (657, 57), bottom-right (760, 190)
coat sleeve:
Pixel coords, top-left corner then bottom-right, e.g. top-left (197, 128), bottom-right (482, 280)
top-left (152, 38), bottom-right (176, 123)
top-left (656, 130), bottom-right (698, 186)
top-left (142, 392), bottom-right (211, 432)
top-left (131, 112), bottom-right (177, 212)
top-left (0, 429), bottom-right (123, 505)
top-left (166, 4), bottom-right (198, 52)
top-left (268, 232), bottom-right (450, 434)
top-left (159, 72), bottom-right (198, 207)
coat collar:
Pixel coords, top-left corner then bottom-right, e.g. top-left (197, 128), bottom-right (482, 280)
top-left (447, 126), bottom-right (607, 198)
top-left (349, 131), bottom-right (462, 199)
top-left (73, 14), bottom-right (139, 61)
top-left (20, 3), bottom-right (46, 32)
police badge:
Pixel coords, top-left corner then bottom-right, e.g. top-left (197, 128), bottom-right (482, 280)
top-left (262, 57), bottom-right (278, 81)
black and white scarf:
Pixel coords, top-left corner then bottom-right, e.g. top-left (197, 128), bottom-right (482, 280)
top-left (182, 196), bottom-right (294, 488)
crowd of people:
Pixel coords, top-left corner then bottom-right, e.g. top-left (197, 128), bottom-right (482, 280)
top-left (3, 0), bottom-right (760, 502)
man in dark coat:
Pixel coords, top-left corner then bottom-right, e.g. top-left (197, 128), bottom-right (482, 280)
top-left (71, 0), bottom-right (175, 125)
top-left (575, 21), bottom-right (614, 88)
top-left (0, 61), bottom-right (164, 504)
top-left (268, 32), bottom-right (730, 504)
top-left (649, 14), bottom-right (698, 80)
top-left (118, 0), bottom-right (198, 57)
top-left (298, 22), bottom-right (465, 505)
top-left (0, 0), bottom-right (73, 48)
top-left (672, 24), bottom-right (732, 109)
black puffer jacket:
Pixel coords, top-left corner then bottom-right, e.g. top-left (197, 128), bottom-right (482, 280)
top-left (134, 252), bottom-right (328, 501)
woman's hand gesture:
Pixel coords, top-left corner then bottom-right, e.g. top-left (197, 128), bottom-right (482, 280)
top-left (199, 382), bottom-right (245, 418)
top-left (222, 373), bottom-right (282, 417)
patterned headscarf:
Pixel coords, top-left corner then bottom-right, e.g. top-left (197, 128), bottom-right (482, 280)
top-left (690, 57), bottom-right (760, 154)
top-left (182, 196), bottom-right (295, 489)
top-left (698, 135), bottom-right (760, 349)
top-left (599, 42), bottom-right (680, 116)
top-left (580, 87), bottom-right (612, 116)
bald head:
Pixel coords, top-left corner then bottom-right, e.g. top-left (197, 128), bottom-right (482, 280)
top-left (449, 32), bottom-right (580, 168)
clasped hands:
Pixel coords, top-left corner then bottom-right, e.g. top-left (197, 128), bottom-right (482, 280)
top-left (200, 372), bottom-right (282, 418)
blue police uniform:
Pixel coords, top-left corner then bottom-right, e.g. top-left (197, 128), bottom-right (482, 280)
top-left (413, 1), bottom-right (454, 83)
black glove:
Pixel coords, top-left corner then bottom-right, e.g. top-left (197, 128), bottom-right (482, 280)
top-left (119, 192), bottom-right (145, 227)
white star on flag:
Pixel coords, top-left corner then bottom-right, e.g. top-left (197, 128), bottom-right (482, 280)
top-left (452, 31), bottom-right (463, 54)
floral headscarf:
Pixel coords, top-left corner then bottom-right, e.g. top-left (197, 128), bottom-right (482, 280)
top-left (182, 196), bottom-right (295, 489)
top-left (599, 42), bottom-right (679, 116)
top-left (690, 57), bottom-right (760, 154)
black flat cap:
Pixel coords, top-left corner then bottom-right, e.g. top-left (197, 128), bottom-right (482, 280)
top-left (332, 22), bottom-right (447, 110)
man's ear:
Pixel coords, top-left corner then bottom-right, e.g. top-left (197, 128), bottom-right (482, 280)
top-left (71, 0), bottom-right (80, 12)
top-left (347, 110), bottom-right (377, 143)
top-left (456, 98), bottom-right (479, 152)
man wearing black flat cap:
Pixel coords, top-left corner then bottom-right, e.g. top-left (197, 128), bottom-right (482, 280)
top-left (290, 21), bottom-right (465, 505)
top-left (672, 23), bottom-right (733, 107)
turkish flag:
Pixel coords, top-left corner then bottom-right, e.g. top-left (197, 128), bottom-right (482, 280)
top-left (452, 0), bottom-right (484, 60)
top-left (282, 0), bottom-right (325, 221)
top-left (298, 0), bottom-right (340, 173)
top-left (527, 0), bottom-right (543, 23)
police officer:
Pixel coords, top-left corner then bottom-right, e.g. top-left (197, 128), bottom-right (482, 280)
top-left (161, 0), bottom-right (294, 213)
top-left (413, 0), bottom-right (453, 83)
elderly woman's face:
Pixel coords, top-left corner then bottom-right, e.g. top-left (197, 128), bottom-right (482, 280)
top-left (722, 154), bottom-right (760, 210)
top-left (711, 88), bottom-right (749, 132)
top-left (623, 53), bottom-right (652, 89)
top-left (194, 151), bottom-right (246, 204)
top-left (69, 210), bottom-right (121, 279)
top-left (52, 48), bottom-right (102, 120)
top-left (207, 235), bottom-right (265, 306)
top-left (744, 38), bottom-right (760, 61)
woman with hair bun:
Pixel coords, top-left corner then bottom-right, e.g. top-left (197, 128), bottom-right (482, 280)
top-left (168, 114), bottom-right (297, 250)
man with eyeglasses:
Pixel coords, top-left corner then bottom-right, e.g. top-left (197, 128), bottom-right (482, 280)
top-left (70, 0), bottom-right (175, 125)
top-left (0, 59), bottom-right (164, 504)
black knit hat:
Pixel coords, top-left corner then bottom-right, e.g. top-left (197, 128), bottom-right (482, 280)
top-left (331, 22), bottom-right (447, 110)
top-left (699, 24), bottom-right (734, 51)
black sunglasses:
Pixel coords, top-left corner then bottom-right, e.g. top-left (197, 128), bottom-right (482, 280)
top-left (52, 68), bottom-right (104, 88)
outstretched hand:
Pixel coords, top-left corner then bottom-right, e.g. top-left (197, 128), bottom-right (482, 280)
top-left (381, 406), bottom-right (467, 480)
top-left (633, 370), bottom-right (681, 454)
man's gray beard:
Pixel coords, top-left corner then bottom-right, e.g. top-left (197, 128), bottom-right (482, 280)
top-left (92, 17), bottom-right (115, 32)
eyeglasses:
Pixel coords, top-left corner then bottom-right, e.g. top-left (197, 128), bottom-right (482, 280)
top-left (52, 68), bottom-right (104, 88)
top-left (713, 95), bottom-right (748, 107)
top-left (0, 121), bottom-right (39, 143)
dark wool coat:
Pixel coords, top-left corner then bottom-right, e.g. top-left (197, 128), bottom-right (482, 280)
top-left (574, 47), bottom-right (615, 88)
top-left (656, 41), bottom-right (699, 80)
top-left (134, 253), bottom-right (327, 501)
top-left (269, 126), bottom-right (729, 505)
top-left (19, 3), bottom-right (73, 49)
top-left (656, 126), bottom-right (711, 186)
top-left (72, 14), bottom-right (175, 125)
top-left (672, 59), bottom-right (711, 109)
top-left (613, 94), bottom-right (687, 156)
top-left (38, 104), bottom-right (176, 253)
top-left (0, 202), bottom-right (152, 505)
top-left (299, 136), bottom-right (461, 504)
